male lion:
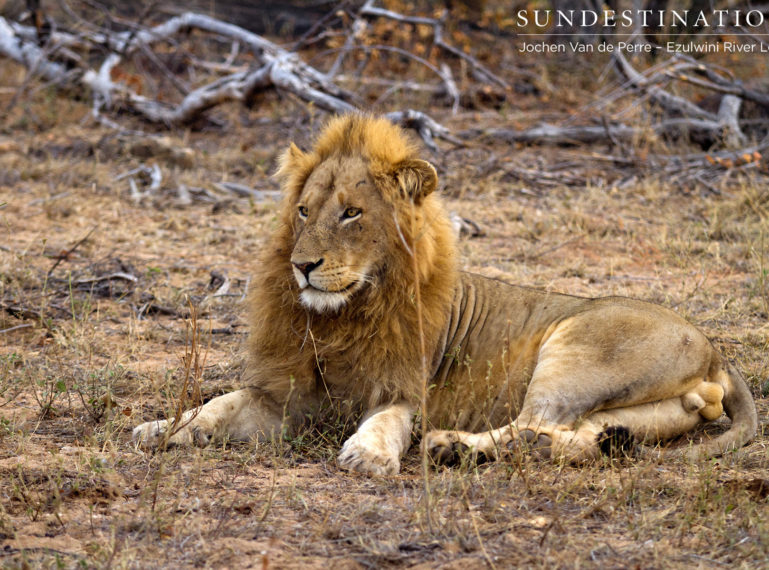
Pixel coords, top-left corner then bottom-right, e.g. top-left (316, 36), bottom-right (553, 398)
top-left (134, 115), bottom-right (757, 475)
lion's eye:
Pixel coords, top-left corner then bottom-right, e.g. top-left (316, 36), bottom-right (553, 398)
top-left (298, 205), bottom-right (309, 219)
top-left (342, 207), bottom-right (361, 220)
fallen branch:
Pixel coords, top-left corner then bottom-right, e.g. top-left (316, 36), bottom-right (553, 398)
top-left (465, 122), bottom-right (639, 145)
top-left (671, 55), bottom-right (769, 110)
top-left (474, 52), bottom-right (764, 152)
top-left (74, 272), bottom-right (138, 286)
top-left (717, 94), bottom-right (747, 148)
top-left (463, 117), bottom-right (732, 146)
top-left (0, 18), bottom-right (71, 84)
top-left (0, 323), bottom-right (33, 334)
top-left (613, 51), bottom-right (716, 122)
top-left (46, 226), bottom-right (98, 279)
top-left (385, 109), bottom-right (463, 150)
top-left (0, 8), bottom-right (462, 149)
top-left (214, 182), bottom-right (280, 201)
top-left (116, 164), bottom-right (162, 203)
top-left (613, 51), bottom-right (749, 147)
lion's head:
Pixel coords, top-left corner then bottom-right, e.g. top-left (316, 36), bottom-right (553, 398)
top-left (273, 115), bottom-right (454, 315)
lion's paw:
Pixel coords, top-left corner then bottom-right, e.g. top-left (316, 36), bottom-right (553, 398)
top-left (338, 433), bottom-right (400, 476)
top-left (424, 430), bottom-right (488, 467)
top-left (506, 429), bottom-right (553, 460)
top-left (132, 418), bottom-right (211, 448)
top-left (132, 420), bottom-right (169, 448)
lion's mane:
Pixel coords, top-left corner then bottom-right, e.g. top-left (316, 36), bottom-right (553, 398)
top-left (246, 115), bottom-right (457, 413)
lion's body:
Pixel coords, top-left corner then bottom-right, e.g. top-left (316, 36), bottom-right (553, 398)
top-left (134, 115), bottom-right (757, 474)
top-left (428, 274), bottom-right (714, 430)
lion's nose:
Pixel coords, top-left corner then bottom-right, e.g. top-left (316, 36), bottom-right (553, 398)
top-left (292, 258), bottom-right (324, 278)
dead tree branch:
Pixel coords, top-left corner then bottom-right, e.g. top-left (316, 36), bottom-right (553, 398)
top-left (613, 51), bottom-right (748, 147)
top-left (612, 51), bottom-right (716, 122)
top-left (462, 118), bottom-right (734, 146)
top-left (0, 9), bottom-right (463, 149)
top-left (385, 109), bottom-right (463, 150)
top-left (0, 17), bottom-right (72, 83)
top-left (669, 55), bottom-right (769, 109)
top-left (76, 12), bottom-right (359, 121)
top-left (475, 51), bottom-right (764, 157)
top-left (464, 122), bottom-right (636, 145)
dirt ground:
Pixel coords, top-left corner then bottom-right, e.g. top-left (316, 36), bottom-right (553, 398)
top-left (1, 26), bottom-right (769, 569)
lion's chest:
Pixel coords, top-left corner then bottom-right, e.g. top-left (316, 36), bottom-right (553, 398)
top-left (313, 344), bottom-right (419, 407)
top-left (320, 358), bottom-right (359, 384)
top-left (315, 357), bottom-right (371, 397)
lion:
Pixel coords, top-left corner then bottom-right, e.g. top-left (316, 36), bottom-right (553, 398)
top-left (133, 114), bottom-right (757, 475)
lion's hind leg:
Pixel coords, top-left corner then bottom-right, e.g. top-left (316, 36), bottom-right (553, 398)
top-left (507, 304), bottom-right (726, 463)
top-left (515, 381), bottom-right (726, 463)
top-left (588, 381), bottom-right (724, 445)
top-left (425, 382), bottom-right (726, 466)
top-left (424, 422), bottom-right (624, 466)
top-left (424, 422), bottom-right (629, 465)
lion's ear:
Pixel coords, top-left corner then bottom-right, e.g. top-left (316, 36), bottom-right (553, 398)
top-left (395, 159), bottom-right (438, 204)
top-left (275, 142), bottom-right (306, 181)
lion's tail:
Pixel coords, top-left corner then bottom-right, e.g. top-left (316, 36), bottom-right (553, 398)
top-left (684, 362), bottom-right (757, 459)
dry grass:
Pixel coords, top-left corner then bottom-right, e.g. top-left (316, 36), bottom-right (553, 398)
top-left (1, 54), bottom-right (768, 569)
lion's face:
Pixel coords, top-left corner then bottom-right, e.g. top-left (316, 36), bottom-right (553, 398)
top-left (290, 155), bottom-right (391, 313)
top-left (276, 115), bottom-right (444, 315)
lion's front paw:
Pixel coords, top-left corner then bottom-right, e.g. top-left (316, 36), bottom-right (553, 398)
top-left (338, 433), bottom-right (400, 476)
top-left (132, 418), bottom-right (210, 448)
top-left (133, 420), bottom-right (169, 448)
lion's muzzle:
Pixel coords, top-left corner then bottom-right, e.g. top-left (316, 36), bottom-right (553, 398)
top-left (290, 255), bottom-right (366, 312)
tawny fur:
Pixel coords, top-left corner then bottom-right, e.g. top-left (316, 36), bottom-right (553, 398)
top-left (134, 114), bottom-right (757, 473)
